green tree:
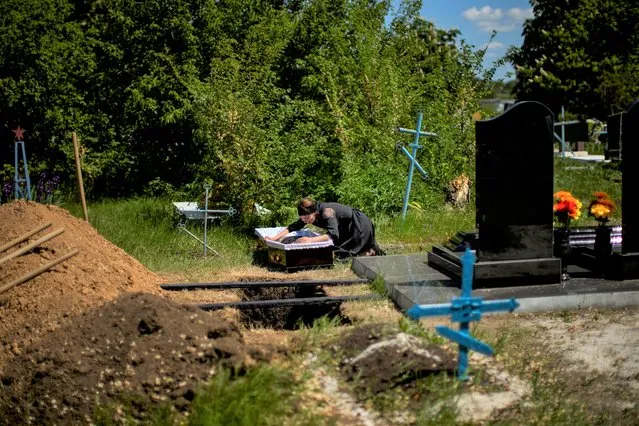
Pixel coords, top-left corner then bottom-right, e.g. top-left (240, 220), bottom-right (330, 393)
top-left (80, 0), bottom-right (203, 196)
top-left (490, 79), bottom-right (517, 99)
top-left (192, 0), bottom-right (295, 213)
top-left (0, 0), bottom-right (497, 218)
top-left (510, 0), bottom-right (639, 119)
top-left (0, 0), bottom-right (95, 183)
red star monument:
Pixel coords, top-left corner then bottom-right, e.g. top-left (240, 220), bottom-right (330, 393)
top-left (12, 126), bottom-right (26, 141)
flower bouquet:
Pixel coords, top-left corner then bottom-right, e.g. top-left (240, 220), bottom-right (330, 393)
top-left (553, 190), bottom-right (582, 229)
top-left (587, 192), bottom-right (616, 225)
top-left (588, 192), bottom-right (616, 259)
top-left (553, 191), bottom-right (582, 281)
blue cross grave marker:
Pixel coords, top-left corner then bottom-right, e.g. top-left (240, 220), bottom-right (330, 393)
top-left (398, 112), bottom-right (437, 219)
top-left (407, 248), bottom-right (519, 380)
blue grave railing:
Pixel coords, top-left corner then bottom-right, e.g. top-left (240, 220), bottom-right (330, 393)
top-left (407, 248), bottom-right (519, 380)
top-left (12, 126), bottom-right (32, 201)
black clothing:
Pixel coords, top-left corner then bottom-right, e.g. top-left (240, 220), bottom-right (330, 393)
top-left (287, 202), bottom-right (379, 256)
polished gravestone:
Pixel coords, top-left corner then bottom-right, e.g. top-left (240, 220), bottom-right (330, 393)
top-left (428, 101), bottom-right (561, 287)
top-left (609, 100), bottom-right (639, 279)
top-left (562, 121), bottom-right (589, 150)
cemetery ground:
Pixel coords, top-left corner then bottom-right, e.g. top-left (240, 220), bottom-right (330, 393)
top-left (0, 160), bottom-right (637, 425)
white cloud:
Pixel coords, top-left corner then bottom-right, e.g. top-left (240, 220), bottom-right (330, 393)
top-left (481, 41), bottom-right (505, 50)
top-left (477, 21), bottom-right (517, 33)
top-left (463, 5), bottom-right (533, 33)
top-left (507, 7), bottom-right (534, 21)
top-left (463, 6), bottom-right (503, 22)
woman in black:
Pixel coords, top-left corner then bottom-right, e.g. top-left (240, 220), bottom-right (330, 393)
top-left (265, 198), bottom-right (383, 257)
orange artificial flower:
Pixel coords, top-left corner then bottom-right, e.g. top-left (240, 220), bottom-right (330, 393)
top-left (553, 190), bottom-right (582, 227)
top-left (588, 192), bottom-right (616, 223)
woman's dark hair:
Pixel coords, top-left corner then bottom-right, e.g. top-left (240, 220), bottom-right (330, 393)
top-left (297, 198), bottom-right (317, 216)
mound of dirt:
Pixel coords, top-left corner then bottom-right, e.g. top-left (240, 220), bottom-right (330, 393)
top-left (336, 324), bottom-right (456, 394)
top-left (0, 201), bottom-right (163, 370)
top-left (0, 293), bottom-right (261, 425)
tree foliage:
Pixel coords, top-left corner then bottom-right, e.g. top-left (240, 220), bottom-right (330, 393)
top-left (0, 0), bottom-right (496, 216)
top-left (0, 0), bottom-right (94, 178)
top-left (510, 0), bottom-right (639, 119)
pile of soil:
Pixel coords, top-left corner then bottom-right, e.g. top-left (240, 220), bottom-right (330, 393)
top-left (0, 201), bottom-right (163, 369)
top-left (336, 324), bottom-right (456, 394)
top-left (0, 293), bottom-right (259, 424)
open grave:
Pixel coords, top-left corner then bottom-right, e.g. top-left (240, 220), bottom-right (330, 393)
top-left (237, 285), bottom-right (351, 329)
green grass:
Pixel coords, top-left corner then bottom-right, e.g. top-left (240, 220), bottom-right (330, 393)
top-left (358, 369), bottom-right (462, 424)
top-left (397, 317), bottom-right (447, 344)
top-left (62, 196), bottom-right (476, 275)
top-left (582, 141), bottom-right (605, 155)
top-left (186, 366), bottom-right (319, 426)
top-left (94, 365), bottom-right (321, 426)
top-left (554, 158), bottom-right (622, 226)
top-left (294, 315), bottom-right (345, 351)
top-left (375, 206), bottom-right (475, 249)
top-left (484, 369), bottom-right (606, 426)
top-left (65, 197), bottom-right (256, 276)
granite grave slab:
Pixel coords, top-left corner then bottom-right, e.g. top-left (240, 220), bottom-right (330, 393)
top-left (352, 254), bottom-right (639, 313)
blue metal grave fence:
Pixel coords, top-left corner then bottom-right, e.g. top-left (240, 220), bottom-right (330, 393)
top-left (398, 112), bottom-right (437, 219)
top-left (12, 126), bottom-right (32, 200)
top-left (407, 248), bottom-right (520, 380)
top-left (553, 105), bottom-right (584, 159)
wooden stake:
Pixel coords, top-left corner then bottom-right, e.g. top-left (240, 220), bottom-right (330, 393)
top-left (0, 222), bottom-right (52, 254)
top-left (0, 228), bottom-right (65, 266)
top-left (72, 132), bottom-right (89, 222)
top-left (0, 249), bottom-right (79, 295)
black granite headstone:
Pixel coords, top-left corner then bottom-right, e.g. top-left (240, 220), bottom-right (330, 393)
top-left (428, 101), bottom-right (561, 287)
top-left (622, 101), bottom-right (639, 253)
top-left (562, 122), bottom-right (589, 144)
top-left (477, 101), bottom-right (555, 260)
top-left (610, 100), bottom-right (639, 279)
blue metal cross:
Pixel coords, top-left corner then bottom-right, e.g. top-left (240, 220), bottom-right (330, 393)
top-left (398, 112), bottom-right (436, 219)
top-left (407, 248), bottom-right (519, 380)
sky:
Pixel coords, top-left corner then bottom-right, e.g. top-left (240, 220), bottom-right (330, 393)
top-left (391, 0), bottom-right (534, 81)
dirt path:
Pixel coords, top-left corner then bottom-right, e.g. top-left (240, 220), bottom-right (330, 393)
top-left (508, 308), bottom-right (639, 414)
top-left (461, 307), bottom-right (639, 422)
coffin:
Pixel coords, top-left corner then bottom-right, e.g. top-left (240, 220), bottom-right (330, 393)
top-left (255, 227), bottom-right (334, 271)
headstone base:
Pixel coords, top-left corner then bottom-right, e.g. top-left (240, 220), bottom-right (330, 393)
top-left (428, 245), bottom-right (561, 287)
top-left (608, 252), bottom-right (639, 280)
top-left (573, 247), bottom-right (608, 276)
